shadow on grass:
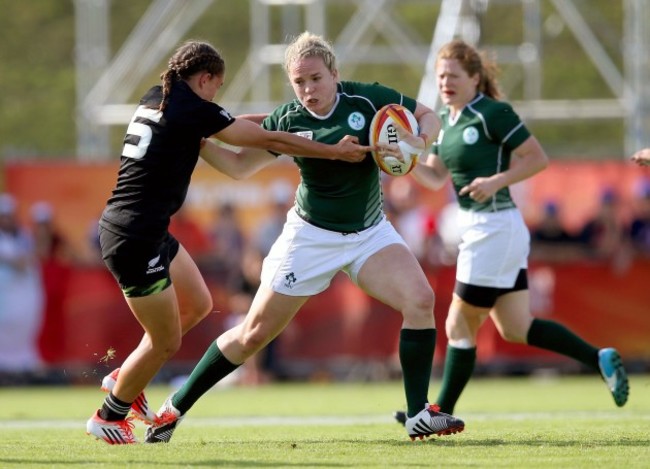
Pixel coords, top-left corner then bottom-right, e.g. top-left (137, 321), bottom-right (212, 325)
top-left (2, 436), bottom-right (648, 468)
top-left (0, 458), bottom-right (341, 467)
top-left (387, 437), bottom-right (650, 448)
top-left (234, 436), bottom-right (649, 449)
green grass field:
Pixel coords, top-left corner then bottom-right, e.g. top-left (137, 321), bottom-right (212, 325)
top-left (1, 374), bottom-right (649, 468)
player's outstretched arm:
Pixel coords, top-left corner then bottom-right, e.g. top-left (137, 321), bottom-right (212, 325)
top-left (411, 152), bottom-right (450, 191)
top-left (199, 138), bottom-right (275, 180)
top-left (214, 118), bottom-right (370, 163)
top-left (631, 148), bottom-right (650, 167)
top-left (236, 113), bottom-right (269, 125)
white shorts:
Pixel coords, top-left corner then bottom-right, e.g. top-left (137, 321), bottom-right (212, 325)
top-left (456, 208), bottom-right (529, 288)
top-left (261, 209), bottom-right (407, 296)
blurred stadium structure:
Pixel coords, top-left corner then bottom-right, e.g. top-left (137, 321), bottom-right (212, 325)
top-left (3, 1), bottom-right (649, 381)
top-left (74, 0), bottom-right (650, 161)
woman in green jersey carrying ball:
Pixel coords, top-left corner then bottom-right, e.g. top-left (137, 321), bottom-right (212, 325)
top-left (144, 32), bottom-right (465, 443)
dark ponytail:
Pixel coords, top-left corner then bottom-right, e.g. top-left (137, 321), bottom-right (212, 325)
top-left (158, 41), bottom-right (226, 112)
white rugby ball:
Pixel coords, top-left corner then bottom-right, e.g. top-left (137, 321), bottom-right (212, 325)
top-left (369, 104), bottom-right (420, 177)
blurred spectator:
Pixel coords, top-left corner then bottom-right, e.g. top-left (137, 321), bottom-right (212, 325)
top-left (530, 200), bottom-right (583, 262)
top-left (253, 180), bottom-right (294, 257)
top-left (206, 202), bottom-right (245, 286)
top-left (434, 199), bottom-right (461, 266)
top-left (0, 194), bottom-right (44, 376)
top-left (169, 205), bottom-right (213, 267)
top-left (577, 188), bottom-right (632, 272)
top-left (226, 246), bottom-right (285, 384)
top-left (629, 178), bottom-right (650, 257)
top-left (30, 201), bottom-right (75, 366)
top-left (244, 181), bottom-right (296, 384)
top-left (384, 177), bottom-right (442, 267)
top-left (85, 217), bottom-right (104, 266)
top-left (31, 202), bottom-right (61, 260)
top-left (577, 189), bottom-right (627, 257)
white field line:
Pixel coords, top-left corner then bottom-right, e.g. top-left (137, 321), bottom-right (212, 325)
top-left (0, 411), bottom-right (648, 430)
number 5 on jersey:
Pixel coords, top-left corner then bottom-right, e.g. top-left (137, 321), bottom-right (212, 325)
top-left (122, 106), bottom-right (163, 159)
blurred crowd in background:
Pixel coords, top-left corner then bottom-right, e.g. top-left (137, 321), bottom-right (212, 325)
top-left (1, 174), bottom-right (649, 384)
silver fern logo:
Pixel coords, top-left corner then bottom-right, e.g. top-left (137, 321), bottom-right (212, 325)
top-left (146, 255), bottom-right (164, 274)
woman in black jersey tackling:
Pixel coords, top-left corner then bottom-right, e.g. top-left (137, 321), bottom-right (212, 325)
top-left (86, 40), bottom-right (370, 444)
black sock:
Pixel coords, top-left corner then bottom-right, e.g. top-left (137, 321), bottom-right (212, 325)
top-left (399, 328), bottom-right (436, 417)
top-left (527, 318), bottom-right (599, 368)
top-left (99, 392), bottom-right (131, 421)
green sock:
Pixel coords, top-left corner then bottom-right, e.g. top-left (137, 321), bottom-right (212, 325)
top-left (526, 318), bottom-right (599, 368)
top-left (172, 341), bottom-right (239, 414)
top-left (399, 328), bottom-right (436, 418)
top-left (435, 345), bottom-right (476, 415)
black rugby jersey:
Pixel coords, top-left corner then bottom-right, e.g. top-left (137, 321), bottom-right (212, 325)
top-left (100, 81), bottom-right (235, 241)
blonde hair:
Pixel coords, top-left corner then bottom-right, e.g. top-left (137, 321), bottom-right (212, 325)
top-left (284, 31), bottom-right (337, 75)
top-left (437, 40), bottom-right (502, 100)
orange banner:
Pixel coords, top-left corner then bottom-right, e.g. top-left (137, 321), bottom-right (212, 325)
top-left (29, 260), bottom-right (650, 368)
top-left (3, 159), bottom-right (649, 370)
top-left (4, 160), bottom-right (648, 256)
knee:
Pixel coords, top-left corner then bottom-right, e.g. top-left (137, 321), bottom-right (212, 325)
top-left (494, 316), bottom-right (532, 344)
top-left (400, 284), bottom-right (435, 328)
top-left (239, 327), bottom-right (269, 358)
top-left (182, 295), bottom-right (213, 331)
top-left (445, 308), bottom-right (481, 343)
top-left (151, 331), bottom-right (183, 361)
top-left (499, 327), bottom-right (527, 344)
top-left (408, 285), bottom-right (435, 314)
top-left (192, 295), bottom-right (213, 322)
top-left (445, 315), bottom-right (467, 341)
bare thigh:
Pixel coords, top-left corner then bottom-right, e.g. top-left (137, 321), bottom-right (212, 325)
top-left (357, 243), bottom-right (435, 329)
top-left (169, 243), bottom-right (213, 333)
top-left (446, 293), bottom-right (490, 346)
top-left (112, 246), bottom-right (211, 402)
top-left (217, 284), bottom-right (309, 364)
top-left (490, 290), bottom-right (532, 343)
top-left (117, 286), bottom-right (182, 400)
top-left (125, 286), bottom-right (181, 349)
top-left (446, 290), bottom-right (532, 346)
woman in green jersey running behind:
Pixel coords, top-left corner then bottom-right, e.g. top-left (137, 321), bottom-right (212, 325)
top-left (144, 31), bottom-right (465, 443)
top-left (394, 40), bottom-right (629, 425)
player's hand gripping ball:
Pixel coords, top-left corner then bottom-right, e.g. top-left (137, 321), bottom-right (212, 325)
top-left (369, 104), bottom-right (420, 177)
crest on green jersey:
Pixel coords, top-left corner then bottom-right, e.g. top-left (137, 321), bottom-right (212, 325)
top-left (463, 127), bottom-right (479, 145)
top-left (348, 112), bottom-right (365, 130)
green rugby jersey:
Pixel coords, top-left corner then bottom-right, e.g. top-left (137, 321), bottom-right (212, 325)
top-left (262, 81), bottom-right (416, 232)
top-left (433, 93), bottom-right (530, 212)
